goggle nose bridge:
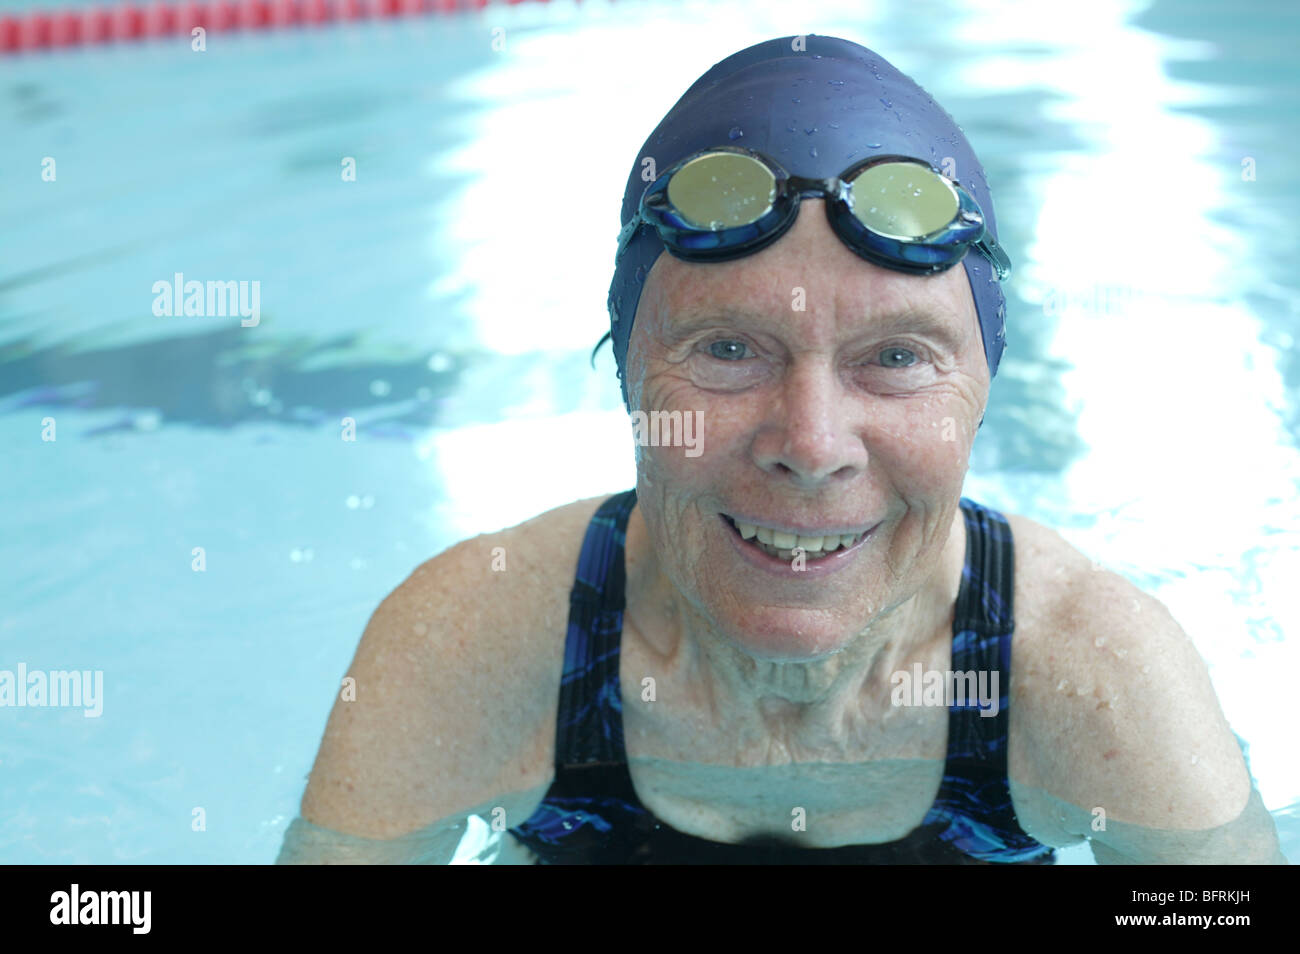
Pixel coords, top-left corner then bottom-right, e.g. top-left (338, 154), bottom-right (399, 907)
top-left (786, 175), bottom-right (849, 202)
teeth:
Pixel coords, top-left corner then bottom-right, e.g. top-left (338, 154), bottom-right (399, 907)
top-left (728, 514), bottom-right (868, 560)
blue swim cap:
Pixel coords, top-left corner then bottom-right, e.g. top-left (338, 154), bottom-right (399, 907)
top-left (607, 34), bottom-right (1008, 407)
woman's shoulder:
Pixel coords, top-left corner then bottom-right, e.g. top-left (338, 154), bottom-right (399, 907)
top-left (400, 491), bottom-right (625, 644)
top-left (999, 510), bottom-right (1251, 841)
top-left (298, 491), bottom-right (629, 837)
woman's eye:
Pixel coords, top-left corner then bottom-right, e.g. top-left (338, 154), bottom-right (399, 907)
top-left (879, 346), bottom-right (918, 368)
top-left (708, 340), bottom-right (750, 361)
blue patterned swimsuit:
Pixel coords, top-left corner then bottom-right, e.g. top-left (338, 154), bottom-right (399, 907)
top-left (508, 490), bottom-right (1055, 864)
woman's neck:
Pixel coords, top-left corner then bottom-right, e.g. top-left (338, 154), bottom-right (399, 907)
top-left (623, 503), bottom-right (967, 742)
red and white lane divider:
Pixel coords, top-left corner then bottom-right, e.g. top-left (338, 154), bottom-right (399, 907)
top-left (0, 0), bottom-right (545, 54)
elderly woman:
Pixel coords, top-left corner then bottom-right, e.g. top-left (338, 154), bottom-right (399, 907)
top-left (280, 35), bottom-right (1281, 864)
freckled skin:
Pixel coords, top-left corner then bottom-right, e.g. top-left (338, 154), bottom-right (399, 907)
top-left (625, 198), bottom-right (988, 670)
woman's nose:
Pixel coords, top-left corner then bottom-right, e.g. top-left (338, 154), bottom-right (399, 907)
top-left (750, 359), bottom-right (868, 487)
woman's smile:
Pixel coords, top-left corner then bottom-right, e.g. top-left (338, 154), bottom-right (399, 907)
top-left (718, 511), bottom-right (880, 577)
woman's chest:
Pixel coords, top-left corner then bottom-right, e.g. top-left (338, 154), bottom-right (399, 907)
top-left (616, 638), bottom-right (956, 845)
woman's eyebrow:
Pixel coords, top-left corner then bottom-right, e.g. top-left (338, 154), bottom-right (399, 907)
top-left (667, 304), bottom-right (965, 347)
top-left (869, 309), bottom-right (966, 349)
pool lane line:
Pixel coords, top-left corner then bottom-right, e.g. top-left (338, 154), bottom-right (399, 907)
top-left (0, 0), bottom-right (545, 54)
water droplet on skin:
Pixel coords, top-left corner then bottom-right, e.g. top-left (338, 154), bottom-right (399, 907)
top-left (1094, 636), bottom-right (1106, 648)
top-left (1191, 755), bottom-right (1199, 765)
top-left (1056, 679), bottom-right (1070, 692)
top-left (728, 126), bottom-right (743, 140)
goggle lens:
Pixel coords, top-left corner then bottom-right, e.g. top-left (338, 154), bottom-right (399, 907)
top-left (665, 152), bottom-right (776, 229)
top-left (847, 162), bottom-right (959, 240)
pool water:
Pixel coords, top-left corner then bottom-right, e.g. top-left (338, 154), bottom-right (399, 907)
top-left (2, 0), bottom-right (1297, 863)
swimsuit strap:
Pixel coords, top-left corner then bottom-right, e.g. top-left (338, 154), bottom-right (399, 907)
top-left (508, 490), bottom-right (653, 863)
top-left (553, 489), bottom-right (639, 766)
top-left (919, 497), bottom-right (1053, 862)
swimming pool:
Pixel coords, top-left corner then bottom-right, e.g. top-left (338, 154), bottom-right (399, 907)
top-left (2, 0), bottom-right (1297, 864)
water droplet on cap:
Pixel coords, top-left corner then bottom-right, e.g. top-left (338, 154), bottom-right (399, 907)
top-left (728, 126), bottom-right (743, 140)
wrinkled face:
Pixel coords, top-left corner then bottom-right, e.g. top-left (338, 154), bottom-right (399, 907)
top-left (626, 199), bottom-right (991, 661)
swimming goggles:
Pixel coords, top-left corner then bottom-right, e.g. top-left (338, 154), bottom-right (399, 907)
top-left (616, 145), bottom-right (1011, 280)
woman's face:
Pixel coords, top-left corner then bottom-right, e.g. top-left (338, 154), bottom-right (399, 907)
top-left (627, 199), bottom-right (991, 661)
